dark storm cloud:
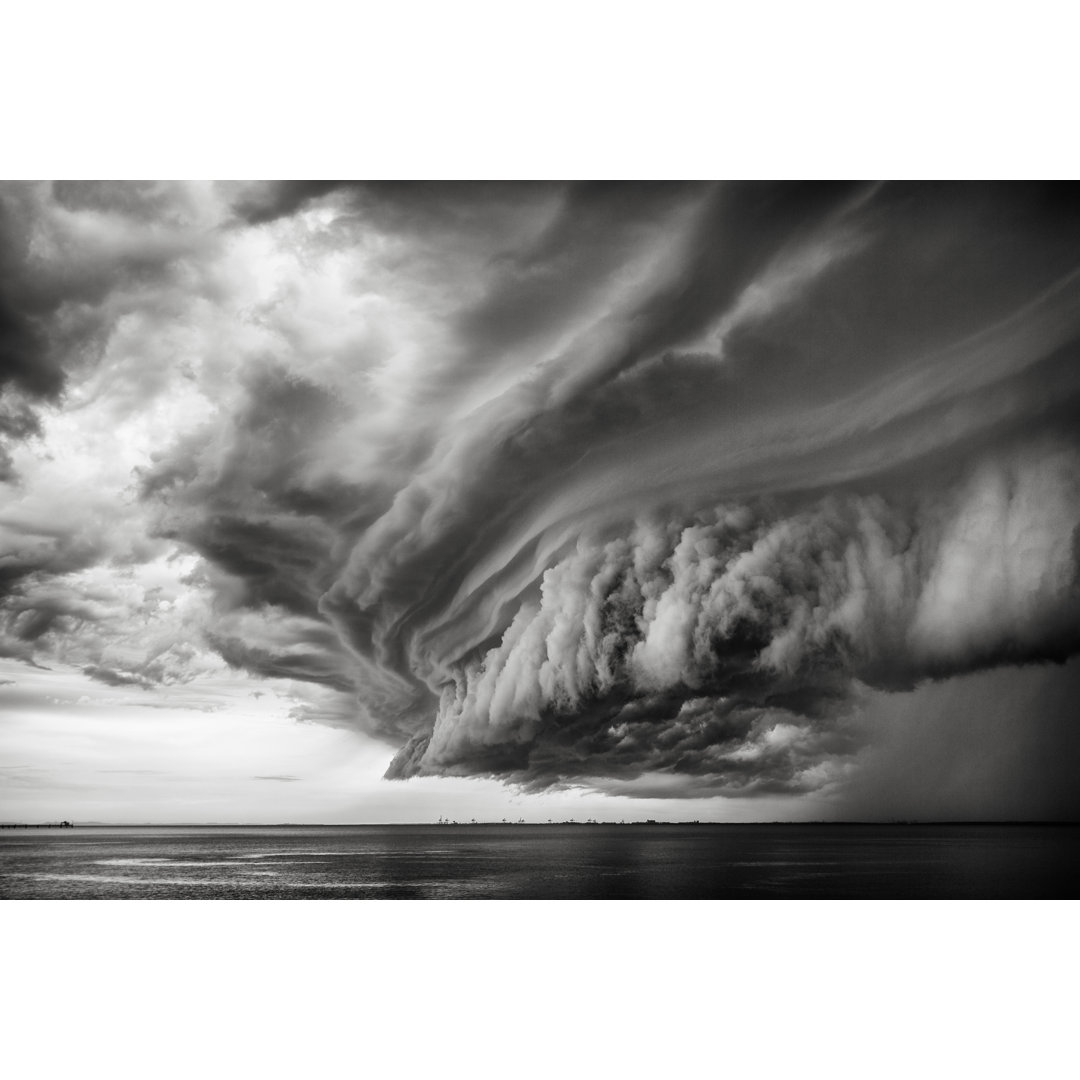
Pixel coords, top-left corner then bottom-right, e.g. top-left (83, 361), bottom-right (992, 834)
top-left (9, 181), bottom-right (1079, 810)
top-left (143, 363), bottom-right (359, 616)
top-left (229, 179), bottom-right (562, 231)
top-left (0, 525), bottom-right (113, 596)
top-left (230, 181), bottom-right (352, 225)
top-left (0, 396), bottom-right (41, 482)
top-left (1, 182), bottom-right (209, 403)
top-left (382, 439), bottom-right (1080, 792)
top-left (83, 665), bottom-right (155, 689)
top-left (138, 361), bottom-right (365, 709)
top-left (0, 191), bottom-right (65, 399)
top-left (0, 586), bottom-right (111, 655)
top-left (0, 179), bottom-right (217, 603)
top-left (0, 182), bottom-right (244, 710)
top-left (207, 632), bottom-right (353, 691)
top-left (52, 180), bottom-right (191, 222)
top-left (449, 182), bottom-right (708, 377)
top-left (129, 182), bottom-right (1080, 805)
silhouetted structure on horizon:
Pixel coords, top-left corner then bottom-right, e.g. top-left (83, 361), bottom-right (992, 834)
top-left (0, 820), bottom-right (74, 829)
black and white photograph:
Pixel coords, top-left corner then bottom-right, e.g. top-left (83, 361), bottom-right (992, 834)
top-left (4, 8), bottom-right (1079, 1080)
top-left (2, 179), bottom-right (1078, 900)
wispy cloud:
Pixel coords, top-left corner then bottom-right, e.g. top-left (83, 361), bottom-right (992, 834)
top-left (96, 769), bottom-right (166, 775)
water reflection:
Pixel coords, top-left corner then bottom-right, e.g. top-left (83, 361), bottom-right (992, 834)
top-left (1, 824), bottom-right (1075, 900)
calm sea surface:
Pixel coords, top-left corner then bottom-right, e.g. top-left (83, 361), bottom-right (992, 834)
top-left (1, 823), bottom-right (1075, 899)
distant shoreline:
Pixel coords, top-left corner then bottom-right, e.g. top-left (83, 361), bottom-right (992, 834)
top-left (3, 820), bottom-right (1078, 829)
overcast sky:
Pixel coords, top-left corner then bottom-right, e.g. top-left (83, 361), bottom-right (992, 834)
top-left (2, 181), bottom-right (1079, 823)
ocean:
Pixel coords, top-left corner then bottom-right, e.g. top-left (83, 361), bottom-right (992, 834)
top-left (1, 823), bottom-right (1076, 899)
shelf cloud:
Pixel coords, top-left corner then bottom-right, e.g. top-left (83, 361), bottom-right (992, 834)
top-left (3, 181), bottom-right (1079, 813)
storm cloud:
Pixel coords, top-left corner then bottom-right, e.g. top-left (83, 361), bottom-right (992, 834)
top-left (4, 181), bottom-right (1080, 814)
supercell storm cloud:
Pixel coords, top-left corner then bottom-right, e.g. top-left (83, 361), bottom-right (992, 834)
top-left (2, 182), bottom-right (1080, 807)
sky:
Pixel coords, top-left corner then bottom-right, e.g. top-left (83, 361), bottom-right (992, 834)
top-left (2, 180), bottom-right (1079, 823)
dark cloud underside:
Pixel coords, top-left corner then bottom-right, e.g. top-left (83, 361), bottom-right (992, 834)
top-left (5, 181), bottom-right (1080, 816)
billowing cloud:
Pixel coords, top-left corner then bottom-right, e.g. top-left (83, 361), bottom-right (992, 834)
top-left (381, 437), bottom-right (1079, 790)
top-left (3, 181), bottom-right (1080, 816)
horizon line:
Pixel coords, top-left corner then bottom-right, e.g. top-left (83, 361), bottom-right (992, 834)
top-left (3, 819), bottom-right (1079, 828)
